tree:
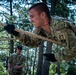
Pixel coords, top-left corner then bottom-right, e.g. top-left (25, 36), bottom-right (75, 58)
top-left (0, 0), bottom-right (76, 75)
top-left (41, 42), bottom-right (52, 75)
top-left (36, 41), bottom-right (44, 75)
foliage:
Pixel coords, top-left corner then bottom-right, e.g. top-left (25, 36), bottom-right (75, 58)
top-left (49, 63), bottom-right (57, 75)
top-left (0, 0), bottom-right (76, 75)
top-left (49, 62), bottom-right (68, 75)
top-left (55, 0), bottom-right (70, 18)
top-left (24, 48), bottom-right (38, 75)
top-left (0, 52), bottom-right (7, 61)
top-left (67, 65), bottom-right (76, 75)
top-left (67, 59), bottom-right (76, 75)
top-left (0, 62), bottom-right (9, 75)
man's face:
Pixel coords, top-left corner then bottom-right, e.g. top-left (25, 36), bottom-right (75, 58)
top-left (16, 48), bottom-right (22, 54)
top-left (29, 9), bottom-right (44, 28)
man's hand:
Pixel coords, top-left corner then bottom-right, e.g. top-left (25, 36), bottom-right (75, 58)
top-left (14, 64), bottom-right (24, 70)
top-left (14, 65), bottom-right (20, 69)
top-left (4, 24), bottom-right (19, 36)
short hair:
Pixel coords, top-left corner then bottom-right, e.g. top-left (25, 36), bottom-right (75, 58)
top-left (17, 45), bottom-right (22, 50)
top-left (29, 2), bottom-right (50, 20)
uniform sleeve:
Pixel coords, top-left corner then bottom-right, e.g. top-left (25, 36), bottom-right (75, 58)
top-left (16, 28), bottom-right (46, 48)
top-left (22, 55), bottom-right (26, 65)
top-left (17, 34), bottom-right (41, 48)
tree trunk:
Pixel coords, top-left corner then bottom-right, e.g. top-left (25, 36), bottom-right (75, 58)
top-left (9, 0), bottom-right (14, 53)
top-left (41, 61), bottom-right (50, 75)
top-left (9, 39), bottom-right (14, 53)
top-left (56, 62), bottom-right (60, 75)
top-left (32, 48), bottom-right (37, 75)
top-left (50, 0), bottom-right (61, 74)
top-left (36, 41), bottom-right (44, 75)
top-left (41, 42), bottom-right (52, 75)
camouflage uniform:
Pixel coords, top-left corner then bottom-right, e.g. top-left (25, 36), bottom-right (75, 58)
top-left (8, 53), bottom-right (25, 75)
top-left (16, 16), bottom-right (76, 62)
top-left (50, 16), bottom-right (76, 62)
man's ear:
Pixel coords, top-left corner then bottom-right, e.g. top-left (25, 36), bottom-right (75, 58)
top-left (41, 12), bottom-right (46, 19)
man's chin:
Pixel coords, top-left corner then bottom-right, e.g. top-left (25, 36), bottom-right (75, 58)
top-left (33, 24), bottom-right (41, 28)
top-left (34, 25), bottom-right (40, 28)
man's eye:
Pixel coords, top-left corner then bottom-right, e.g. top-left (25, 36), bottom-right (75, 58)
top-left (30, 15), bottom-right (33, 18)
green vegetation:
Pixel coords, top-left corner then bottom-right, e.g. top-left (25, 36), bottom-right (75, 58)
top-left (0, 0), bottom-right (76, 75)
top-left (0, 62), bottom-right (9, 75)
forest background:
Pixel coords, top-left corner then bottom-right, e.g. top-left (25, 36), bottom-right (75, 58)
top-left (0, 0), bottom-right (76, 75)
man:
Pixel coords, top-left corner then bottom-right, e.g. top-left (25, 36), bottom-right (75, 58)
top-left (8, 45), bottom-right (25, 75)
top-left (4, 2), bottom-right (76, 62)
